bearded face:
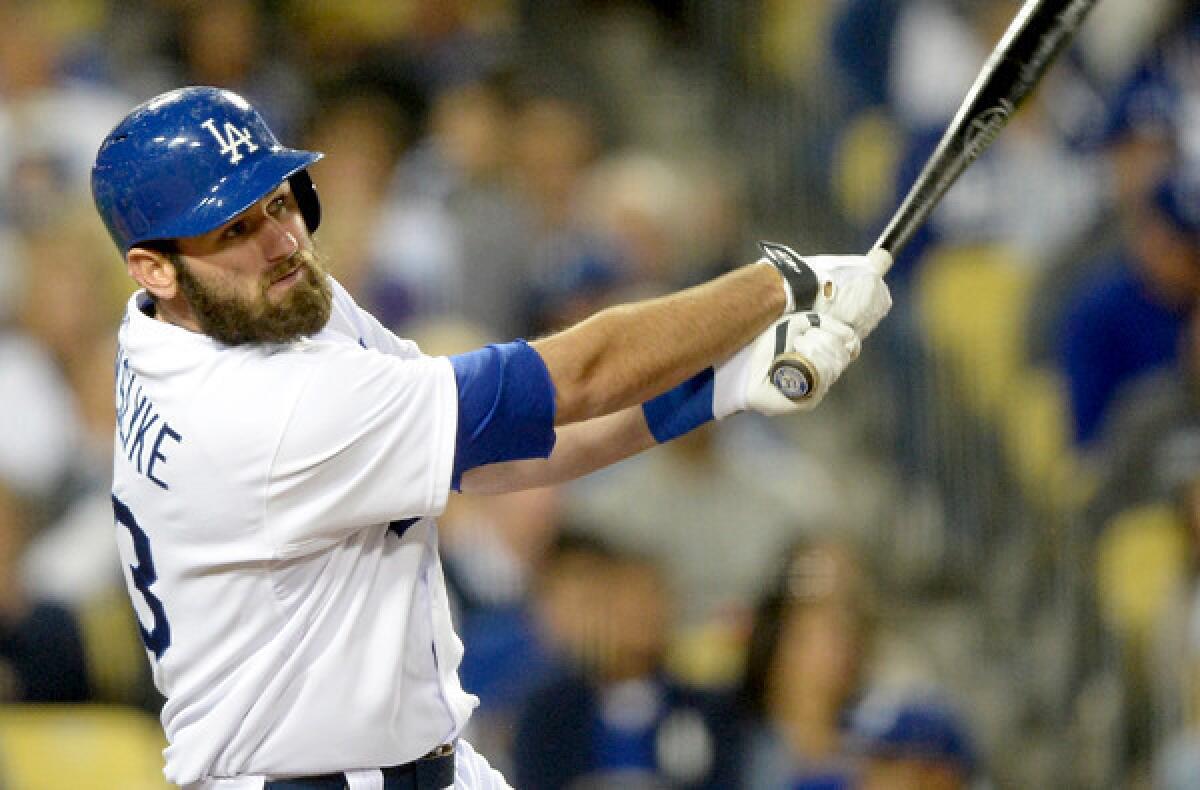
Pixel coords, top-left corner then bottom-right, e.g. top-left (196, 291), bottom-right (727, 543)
top-left (171, 246), bottom-right (334, 346)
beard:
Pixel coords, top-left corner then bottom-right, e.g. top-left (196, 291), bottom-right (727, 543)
top-left (172, 247), bottom-right (334, 346)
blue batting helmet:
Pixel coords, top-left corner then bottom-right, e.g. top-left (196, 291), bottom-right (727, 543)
top-left (91, 86), bottom-right (323, 254)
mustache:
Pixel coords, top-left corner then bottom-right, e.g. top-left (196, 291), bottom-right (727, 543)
top-left (265, 248), bottom-right (321, 285)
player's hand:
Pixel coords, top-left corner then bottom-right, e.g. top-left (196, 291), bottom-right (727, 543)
top-left (760, 241), bottom-right (892, 339)
top-left (714, 312), bottom-right (857, 417)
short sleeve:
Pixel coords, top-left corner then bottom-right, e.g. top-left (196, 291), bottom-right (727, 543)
top-left (263, 343), bottom-right (457, 556)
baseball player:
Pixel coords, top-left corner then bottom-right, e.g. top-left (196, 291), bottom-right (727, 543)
top-left (90, 86), bottom-right (891, 789)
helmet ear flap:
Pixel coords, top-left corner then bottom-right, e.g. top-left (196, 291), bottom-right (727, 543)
top-left (289, 171), bottom-right (321, 234)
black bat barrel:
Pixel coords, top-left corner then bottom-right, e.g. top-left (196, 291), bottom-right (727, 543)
top-left (875, 0), bottom-right (1099, 258)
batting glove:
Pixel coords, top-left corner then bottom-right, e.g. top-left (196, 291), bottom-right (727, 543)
top-left (760, 242), bottom-right (892, 340)
top-left (714, 312), bottom-right (857, 417)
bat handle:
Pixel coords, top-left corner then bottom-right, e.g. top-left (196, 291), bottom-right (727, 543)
top-left (769, 353), bottom-right (819, 401)
top-left (769, 246), bottom-right (893, 402)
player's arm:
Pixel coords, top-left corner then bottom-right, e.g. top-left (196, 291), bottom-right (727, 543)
top-left (532, 263), bottom-right (784, 425)
top-left (447, 252), bottom-right (889, 490)
top-left (459, 406), bottom-right (655, 495)
top-left (533, 246), bottom-right (891, 425)
top-left (459, 311), bottom-right (861, 494)
top-left (445, 261), bottom-right (780, 489)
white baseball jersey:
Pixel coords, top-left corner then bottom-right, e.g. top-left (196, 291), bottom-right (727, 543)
top-left (112, 278), bottom-right (475, 786)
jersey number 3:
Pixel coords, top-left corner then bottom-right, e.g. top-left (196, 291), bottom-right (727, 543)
top-left (112, 495), bottom-right (172, 659)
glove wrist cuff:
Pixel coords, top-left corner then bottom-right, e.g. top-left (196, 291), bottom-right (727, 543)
top-left (759, 241), bottom-right (819, 312)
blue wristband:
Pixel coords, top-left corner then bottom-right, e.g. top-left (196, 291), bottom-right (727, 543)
top-left (641, 368), bottom-right (716, 444)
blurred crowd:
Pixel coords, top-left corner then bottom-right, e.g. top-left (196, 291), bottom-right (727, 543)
top-left (3, 0), bottom-right (1200, 787)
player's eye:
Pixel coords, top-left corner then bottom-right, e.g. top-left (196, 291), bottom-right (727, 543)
top-left (267, 195), bottom-right (288, 215)
top-left (222, 220), bottom-right (248, 240)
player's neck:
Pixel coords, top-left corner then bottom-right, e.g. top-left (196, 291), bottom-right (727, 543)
top-left (149, 294), bottom-right (203, 334)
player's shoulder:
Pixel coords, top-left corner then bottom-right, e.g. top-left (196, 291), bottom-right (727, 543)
top-left (319, 276), bottom-right (369, 342)
top-left (321, 275), bottom-right (422, 359)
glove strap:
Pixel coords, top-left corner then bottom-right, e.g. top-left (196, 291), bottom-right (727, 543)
top-left (759, 241), bottom-right (819, 312)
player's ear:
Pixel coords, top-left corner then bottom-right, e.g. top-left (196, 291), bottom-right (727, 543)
top-left (126, 246), bottom-right (179, 300)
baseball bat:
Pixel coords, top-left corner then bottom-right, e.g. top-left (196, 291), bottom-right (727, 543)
top-left (769, 0), bottom-right (1099, 402)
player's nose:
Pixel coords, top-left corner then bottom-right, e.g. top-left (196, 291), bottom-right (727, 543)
top-left (262, 217), bottom-right (299, 263)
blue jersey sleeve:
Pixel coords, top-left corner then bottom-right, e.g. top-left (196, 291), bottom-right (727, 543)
top-left (449, 340), bottom-right (557, 489)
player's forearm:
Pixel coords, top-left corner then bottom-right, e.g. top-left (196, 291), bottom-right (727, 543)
top-left (533, 262), bottom-right (785, 425)
top-left (458, 406), bottom-right (655, 495)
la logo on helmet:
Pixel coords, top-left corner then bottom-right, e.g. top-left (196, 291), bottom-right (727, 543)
top-left (201, 118), bottom-right (259, 165)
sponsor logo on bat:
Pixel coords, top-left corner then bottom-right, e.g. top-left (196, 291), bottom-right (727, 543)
top-left (963, 100), bottom-right (1013, 162)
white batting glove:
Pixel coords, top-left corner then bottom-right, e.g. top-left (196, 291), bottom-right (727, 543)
top-left (714, 312), bottom-right (857, 417)
top-left (760, 242), bottom-right (893, 339)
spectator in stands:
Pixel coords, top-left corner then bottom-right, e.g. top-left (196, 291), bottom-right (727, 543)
top-left (1027, 9), bottom-right (1200, 375)
top-left (369, 75), bottom-right (535, 337)
top-left (1024, 32), bottom-right (1180, 367)
top-left (736, 535), bottom-right (874, 789)
top-left (849, 691), bottom-right (977, 790)
top-left (829, 0), bottom-right (901, 115)
top-left (530, 531), bottom-right (619, 672)
top-left (439, 485), bottom-right (565, 773)
top-left (1090, 303), bottom-right (1200, 529)
top-left (0, 328), bottom-right (80, 506)
top-left (0, 2), bottom-right (128, 216)
top-left (301, 87), bottom-right (413, 323)
top-left (513, 536), bottom-right (741, 789)
top-left (0, 209), bottom-right (134, 637)
top-left (566, 423), bottom-right (830, 630)
top-left (577, 151), bottom-right (695, 292)
top-left (1057, 165), bottom-right (1200, 448)
top-left (510, 92), bottom-right (601, 239)
top-left (508, 91), bottom-right (635, 334)
top-left (0, 478), bottom-right (89, 702)
top-left (0, 1), bottom-right (129, 321)
top-left (172, 0), bottom-right (310, 140)
top-left (12, 207), bottom-right (130, 507)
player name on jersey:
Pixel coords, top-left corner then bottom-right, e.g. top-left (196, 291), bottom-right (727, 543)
top-left (115, 344), bottom-right (183, 490)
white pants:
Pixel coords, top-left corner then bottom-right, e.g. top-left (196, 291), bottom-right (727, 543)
top-left (190, 739), bottom-right (513, 790)
top-left (449, 738), bottom-right (513, 790)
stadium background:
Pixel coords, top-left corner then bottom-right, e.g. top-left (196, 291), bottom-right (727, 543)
top-left (0, 0), bottom-right (1198, 787)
